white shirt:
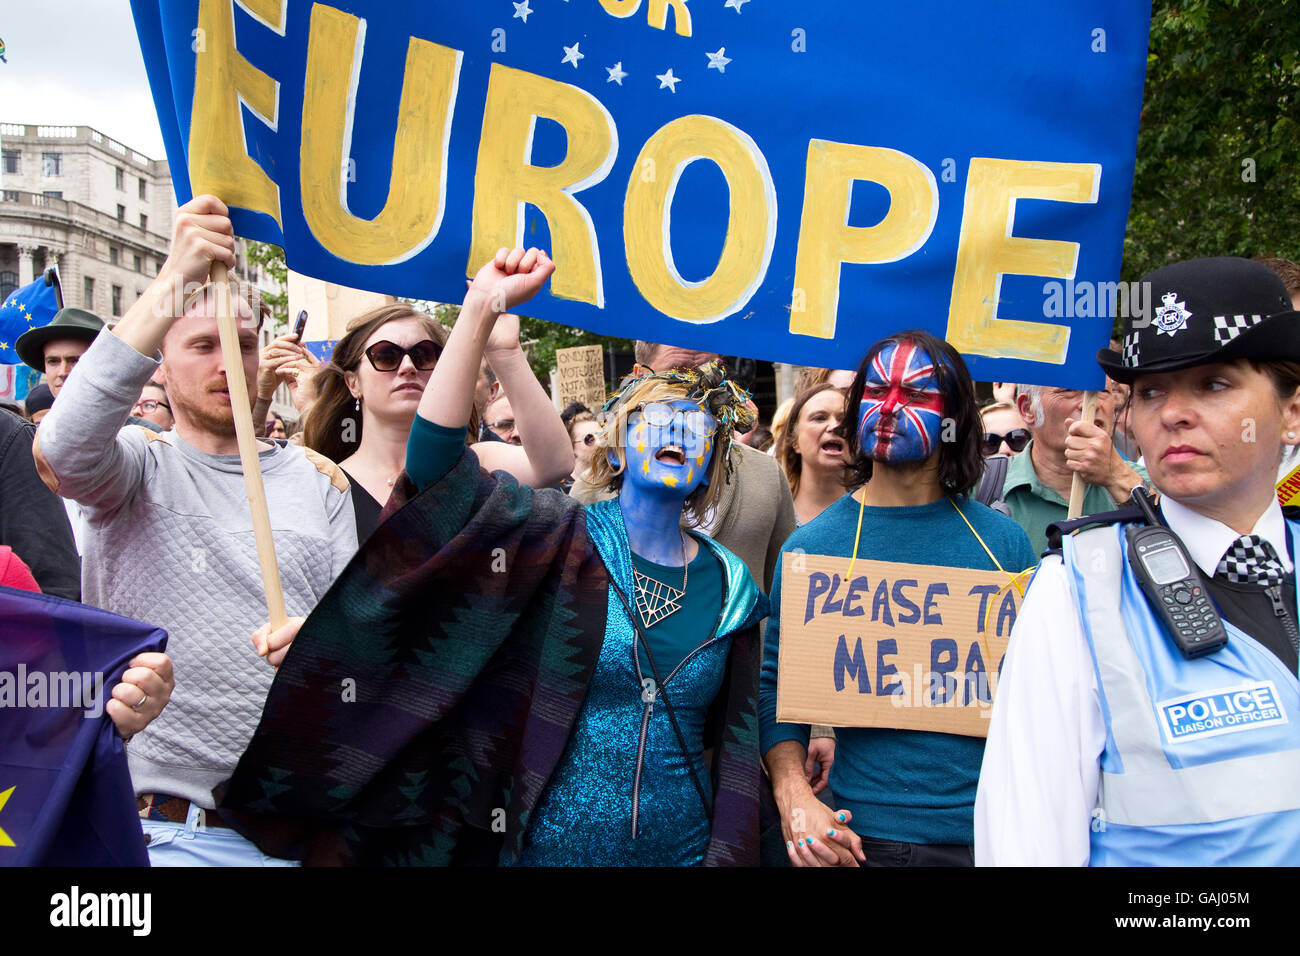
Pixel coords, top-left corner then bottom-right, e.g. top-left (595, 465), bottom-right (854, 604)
top-left (973, 497), bottom-right (1292, 866)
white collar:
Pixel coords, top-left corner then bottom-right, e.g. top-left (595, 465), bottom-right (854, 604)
top-left (1159, 495), bottom-right (1293, 577)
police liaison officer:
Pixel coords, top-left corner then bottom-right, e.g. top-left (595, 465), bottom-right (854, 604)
top-left (975, 257), bottom-right (1300, 865)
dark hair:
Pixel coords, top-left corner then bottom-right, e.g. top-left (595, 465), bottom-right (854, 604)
top-left (839, 329), bottom-right (984, 496)
top-left (1249, 360), bottom-right (1300, 403)
top-left (560, 401), bottom-right (591, 430)
top-left (776, 383), bottom-right (848, 496)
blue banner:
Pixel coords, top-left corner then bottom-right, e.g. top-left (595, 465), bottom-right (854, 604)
top-left (0, 587), bottom-right (167, 866)
top-left (130, 0), bottom-right (1150, 388)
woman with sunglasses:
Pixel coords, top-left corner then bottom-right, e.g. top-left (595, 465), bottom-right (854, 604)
top-left (302, 304), bottom-right (573, 543)
top-left (222, 247), bottom-right (767, 866)
top-left (566, 407), bottom-right (600, 490)
top-left (978, 402), bottom-right (1031, 457)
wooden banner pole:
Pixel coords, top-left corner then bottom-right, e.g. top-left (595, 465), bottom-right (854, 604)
top-left (211, 260), bottom-right (288, 629)
top-left (1066, 390), bottom-right (1098, 520)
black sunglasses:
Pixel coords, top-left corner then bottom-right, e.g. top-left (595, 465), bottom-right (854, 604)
top-left (364, 339), bottom-right (442, 372)
top-left (981, 428), bottom-right (1031, 455)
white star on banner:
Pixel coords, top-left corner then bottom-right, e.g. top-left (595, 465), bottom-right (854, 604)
top-left (724, 0), bottom-right (750, 12)
top-left (656, 68), bottom-right (680, 92)
top-left (562, 42), bottom-right (584, 68)
top-left (513, 0), bottom-right (533, 23)
top-left (706, 47), bottom-right (731, 72)
top-left (606, 61), bottom-right (628, 84)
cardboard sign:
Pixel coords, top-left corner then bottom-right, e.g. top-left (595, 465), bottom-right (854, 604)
top-left (129, 0), bottom-right (1151, 387)
top-left (777, 552), bottom-right (1023, 738)
top-left (1277, 461), bottom-right (1300, 508)
top-left (554, 344), bottom-right (607, 410)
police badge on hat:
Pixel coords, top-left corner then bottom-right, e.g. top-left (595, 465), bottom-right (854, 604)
top-left (1099, 257), bottom-right (1300, 384)
top-left (1152, 292), bottom-right (1191, 336)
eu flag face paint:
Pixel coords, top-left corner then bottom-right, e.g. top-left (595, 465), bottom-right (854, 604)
top-left (621, 399), bottom-right (715, 497)
top-left (858, 341), bottom-right (945, 463)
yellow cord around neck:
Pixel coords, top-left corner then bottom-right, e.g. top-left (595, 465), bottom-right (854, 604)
top-left (845, 489), bottom-right (1035, 648)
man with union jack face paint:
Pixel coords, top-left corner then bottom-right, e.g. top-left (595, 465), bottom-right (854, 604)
top-left (858, 340), bottom-right (946, 465)
top-left (760, 329), bottom-right (1036, 868)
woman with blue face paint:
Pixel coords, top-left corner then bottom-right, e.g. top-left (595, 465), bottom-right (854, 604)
top-left (220, 247), bottom-right (768, 866)
top-left (759, 329), bottom-right (1036, 867)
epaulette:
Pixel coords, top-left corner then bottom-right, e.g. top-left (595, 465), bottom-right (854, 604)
top-left (1045, 504), bottom-right (1146, 555)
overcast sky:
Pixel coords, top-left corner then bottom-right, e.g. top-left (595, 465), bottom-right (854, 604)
top-left (0, 1), bottom-right (166, 158)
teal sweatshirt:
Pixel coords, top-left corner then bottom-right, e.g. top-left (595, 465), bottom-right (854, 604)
top-left (758, 492), bottom-right (1036, 846)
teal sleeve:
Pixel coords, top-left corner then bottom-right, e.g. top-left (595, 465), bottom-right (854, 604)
top-left (406, 414), bottom-right (469, 491)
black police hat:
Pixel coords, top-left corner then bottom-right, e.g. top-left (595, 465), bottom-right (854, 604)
top-left (1098, 257), bottom-right (1300, 384)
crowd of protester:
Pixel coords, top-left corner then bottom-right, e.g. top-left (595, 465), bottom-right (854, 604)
top-left (2, 193), bottom-right (1298, 868)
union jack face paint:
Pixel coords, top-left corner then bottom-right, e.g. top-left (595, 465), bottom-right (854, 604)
top-left (857, 341), bottom-right (945, 463)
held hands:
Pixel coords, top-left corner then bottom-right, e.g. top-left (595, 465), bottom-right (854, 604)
top-left (777, 784), bottom-right (865, 867)
top-left (106, 652), bottom-right (174, 741)
top-left (465, 247), bottom-right (554, 317)
top-left (804, 736), bottom-right (836, 795)
top-left (251, 616), bottom-right (306, 670)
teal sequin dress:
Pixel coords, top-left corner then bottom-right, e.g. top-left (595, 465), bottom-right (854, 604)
top-left (514, 498), bottom-right (760, 866)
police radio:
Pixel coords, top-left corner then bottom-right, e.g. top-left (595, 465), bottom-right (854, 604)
top-left (1125, 487), bottom-right (1228, 659)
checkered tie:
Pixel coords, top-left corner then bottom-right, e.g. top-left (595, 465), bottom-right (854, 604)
top-left (1216, 535), bottom-right (1286, 588)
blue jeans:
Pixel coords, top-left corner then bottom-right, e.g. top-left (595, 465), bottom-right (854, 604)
top-left (140, 802), bottom-right (300, 867)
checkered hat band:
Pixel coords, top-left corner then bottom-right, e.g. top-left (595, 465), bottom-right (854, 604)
top-left (1123, 331), bottom-right (1140, 367)
top-left (1212, 313), bottom-right (1263, 345)
top-left (1216, 534), bottom-right (1285, 588)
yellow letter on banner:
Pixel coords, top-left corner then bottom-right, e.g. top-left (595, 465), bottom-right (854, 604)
top-left (790, 141), bottom-right (937, 338)
top-left (946, 158), bottom-right (1100, 363)
top-left (598, 0), bottom-right (642, 16)
top-left (300, 4), bottom-right (462, 265)
top-left (647, 0), bottom-right (692, 36)
top-left (624, 115), bottom-right (775, 322)
top-left (189, 0), bottom-right (284, 224)
top-left (470, 64), bottom-right (617, 307)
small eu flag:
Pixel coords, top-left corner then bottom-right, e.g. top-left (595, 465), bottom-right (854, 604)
top-left (0, 586), bottom-right (168, 866)
top-left (0, 273), bottom-right (61, 365)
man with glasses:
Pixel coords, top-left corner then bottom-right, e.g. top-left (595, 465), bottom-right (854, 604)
top-left (131, 379), bottom-right (174, 431)
top-left (33, 195), bottom-right (356, 866)
top-left (1002, 378), bottom-right (1148, 555)
top-left (484, 392), bottom-right (522, 445)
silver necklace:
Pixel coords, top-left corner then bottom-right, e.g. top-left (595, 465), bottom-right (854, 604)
top-left (633, 532), bottom-right (689, 627)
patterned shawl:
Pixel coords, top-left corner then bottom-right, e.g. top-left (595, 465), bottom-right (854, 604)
top-left (218, 447), bottom-right (765, 865)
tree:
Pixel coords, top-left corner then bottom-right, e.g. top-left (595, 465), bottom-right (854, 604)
top-left (1124, 0), bottom-right (1299, 283)
top-left (244, 240), bottom-right (289, 331)
top-left (420, 301), bottom-right (632, 385)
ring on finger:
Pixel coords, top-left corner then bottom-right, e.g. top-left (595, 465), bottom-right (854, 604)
top-left (132, 693), bottom-right (149, 710)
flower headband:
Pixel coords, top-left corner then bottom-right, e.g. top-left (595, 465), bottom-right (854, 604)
top-left (603, 359), bottom-right (755, 432)
top-left (602, 359), bottom-right (755, 479)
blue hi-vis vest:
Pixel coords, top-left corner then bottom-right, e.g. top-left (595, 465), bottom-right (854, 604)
top-left (1065, 522), bottom-right (1300, 866)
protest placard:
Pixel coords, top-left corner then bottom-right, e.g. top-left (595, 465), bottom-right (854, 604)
top-left (130, 0), bottom-right (1149, 387)
top-left (554, 344), bottom-right (607, 409)
top-left (1277, 461), bottom-right (1300, 507)
top-left (777, 551), bottom-right (1024, 737)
